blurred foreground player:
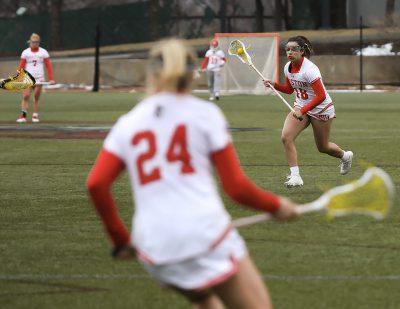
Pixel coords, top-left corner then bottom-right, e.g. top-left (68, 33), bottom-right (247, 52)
top-left (17, 33), bottom-right (55, 123)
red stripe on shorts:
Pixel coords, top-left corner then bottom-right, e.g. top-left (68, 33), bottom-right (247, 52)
top-left (316, 102), bottom-right (333, 114)
top-left (209, 225), bottom-right (232, 251)
top-left (196, 255), bottom-right (238, 291)
top-left (135, 247), bottom-right (156, 265)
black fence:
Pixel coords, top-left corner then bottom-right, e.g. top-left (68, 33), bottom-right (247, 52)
top-left (0, 2), bottom-right (280, 57)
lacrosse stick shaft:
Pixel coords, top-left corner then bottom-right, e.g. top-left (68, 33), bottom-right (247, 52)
top-left (248, 64), bottom-right (302, 120)
top-left (232, 202), bottom-right (323, 228)
top-left (36, 82), bottom-right (52, 85)
top-left (266, 81), bottom-right (297, 113)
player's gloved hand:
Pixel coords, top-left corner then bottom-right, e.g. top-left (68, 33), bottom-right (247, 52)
top-left (292, 108), bottom-right (303, 121)
top-left (112, 244), bottom-right (136, 260)
top-left (273, 197), bottom-right (299, 221)
top-left (49, 80), bottom-right (56, 85)
top-left (263, 80), bottom-right (272, 88)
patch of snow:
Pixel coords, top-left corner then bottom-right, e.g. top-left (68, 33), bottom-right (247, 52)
top-left (354, 43), bottom-right (399, 56)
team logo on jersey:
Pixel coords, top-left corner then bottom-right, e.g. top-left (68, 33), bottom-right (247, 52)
top-left (155, 105), bottom-right (163, 117)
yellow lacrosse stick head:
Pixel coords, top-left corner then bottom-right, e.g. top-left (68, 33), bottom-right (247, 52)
top-left (326, 167), bottom-right (394, 220)
top-left (228, 40), bottom-right (252, 65)
top-left (1, 69), bottom-right (35, 90)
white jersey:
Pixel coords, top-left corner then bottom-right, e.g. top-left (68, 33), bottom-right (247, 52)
top-left (21, 47), bottom-right (50, 81)
top-left (284, 57), bottom-right (333, 115)
top-left (205, 49), bottom-right (226, 72)
top-left (104, 92), bottom-right (232, 265)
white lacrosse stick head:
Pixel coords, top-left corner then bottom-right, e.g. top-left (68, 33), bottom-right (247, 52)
top-left (228, 40), bottom-right (253, 66)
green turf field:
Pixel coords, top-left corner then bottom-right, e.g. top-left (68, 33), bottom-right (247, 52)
top-left (0, 91), bottom-right (399, 308)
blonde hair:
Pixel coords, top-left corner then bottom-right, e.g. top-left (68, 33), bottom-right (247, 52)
top-left (28, 33), bottom-right (41, 43)
top-left (147, 38), bottom-right (196, 93)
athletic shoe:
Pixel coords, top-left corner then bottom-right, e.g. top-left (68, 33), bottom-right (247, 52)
top-left (284, 174), bottom-right (304, 188)
top-left (32, 115), bottom-right (40, 123)
top-left (16, 116), bottom-right (27, 123)
top-left (340, 151), bottom-right (353, 175)
top-left (209, 96), bottom-right (214, 101)
top-left (215, 96), bottom-right (220, 101)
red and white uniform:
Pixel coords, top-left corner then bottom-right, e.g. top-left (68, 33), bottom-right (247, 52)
top-left (87, 92), bottom-right (280, 289)
top-left (276, 57), bottom-right (334, 121)
top-left (104, 92), bottom-right (233, 264)
top-left (19, 47), bottom-right (54, 83)
top-left (201, 49), bottom-right (226, 72)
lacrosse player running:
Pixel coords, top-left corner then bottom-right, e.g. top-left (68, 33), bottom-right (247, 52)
top-left (201, 39), bottom-right (226, 101)
top-left (87, 38), bottom-right (297, 309)
top-left (264, 36), bottom-right (353, 188)
top-left (17, 33), bottom-right (55, 123)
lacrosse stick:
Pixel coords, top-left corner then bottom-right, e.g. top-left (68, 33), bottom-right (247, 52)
top-left (36, 81), bottom-right (53, 85)
top-left (0, 69), bottom-right (36, 90)
top-left (228, 39), bottom-right (303, 121)
top-left (233, 167), bottom-right (394, 228)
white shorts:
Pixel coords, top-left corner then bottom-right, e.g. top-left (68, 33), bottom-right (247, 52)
top-left (32, 75), bottom-right (45, 84)
top-left (141, 228), bottom-right (247, 291)
top-left (295, 102), bottom-right (336, 122)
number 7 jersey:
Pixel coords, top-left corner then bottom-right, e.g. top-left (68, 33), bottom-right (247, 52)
top-left (20, 47), bottom-right (50, 81)
top-left (103, 92), bottom-right (232, 264)
top-left (284, 57), bottom-right (333, 113)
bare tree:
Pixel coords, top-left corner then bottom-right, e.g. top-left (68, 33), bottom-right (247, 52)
top-left (50, 0), bottom-right (63, 49)
top-left (38, 0), bottom-right (49, 13)
top-left (219, 0), bottom-right (227, 32)
top-left (385, 0), bottom-right (395, 27)
top-left (255, 0), bottom-right (264, 32)
top-left (274, 0), bottom-right (283, 31)
top-left (149, 0), bottom-right (160, 40)
top-left (283, 0), bottom-right (291, 30)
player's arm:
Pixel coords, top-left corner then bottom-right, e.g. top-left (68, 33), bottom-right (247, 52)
top-left (219, 56), bottom-right (226, 68)
top-left (211, 144), bottom-right (297, 220)
top-left (18, 59), bottom-right (27, 70)
top-left (299, 78), bottom-right (326, 114)
top-left (44, 57), bottom-right (55, 83)
top-left (267, 77), bottom-right (294, 94)
top-left (86, 149), bottom-right (134, 259)
top-left (19, 50), bottom-right (27, 70)
top-left (200, 57), bottom-right (209, 71)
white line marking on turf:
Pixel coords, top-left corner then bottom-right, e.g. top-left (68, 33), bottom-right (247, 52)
top-left (2, 274), bottom-right (400, 281)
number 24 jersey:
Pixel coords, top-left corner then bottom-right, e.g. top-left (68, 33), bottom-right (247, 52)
top-left (104, 92), bottom-right (232, 264)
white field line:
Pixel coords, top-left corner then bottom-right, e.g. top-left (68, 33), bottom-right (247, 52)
top-left (1, 274), bottom-right (400, 282)
top-left (1, 126), bottom-right (400, 133)
top-left (272, 128), bottom-right (400, 133)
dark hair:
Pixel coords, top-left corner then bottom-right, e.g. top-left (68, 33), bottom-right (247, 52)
top-left (287, 36), bottom-right (313, 58)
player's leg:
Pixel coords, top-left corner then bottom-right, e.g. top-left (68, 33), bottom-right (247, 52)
top-left (281, 111), bottom-right (310, 187)
top-left (173, 255), bottom-right (272, 309)
top-left (214, 71), bottom-right (221, 100)
top-left (17, 87), bottom-right (32, 123)
top-left (310, 117), bottom-right (353, 175)
top-left (172, 288), bottom-right (224, 309)
top-left (32, 85), bottom-right (42, 122)
top-left (207, 71), bottom-right (215, 100)
top-left (212, 255), bottom-right (273, 309)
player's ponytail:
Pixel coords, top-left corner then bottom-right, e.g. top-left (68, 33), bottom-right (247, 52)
top-left (147, 38), bottom-right (196, 94)
top-left (287, 36), bottom-right (314, 58)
